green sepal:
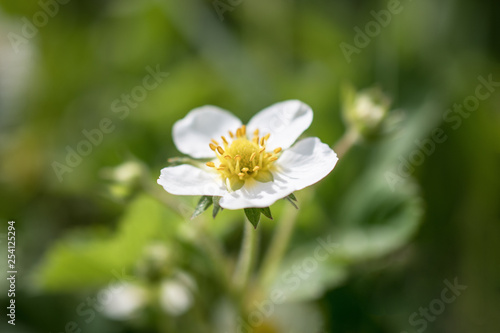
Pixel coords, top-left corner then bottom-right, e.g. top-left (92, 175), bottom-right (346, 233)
top-left (259, 207), bottom-right (273, 220)
top-left (284, 194), bottom-right (299, 209)
top-left (244, 208), bottom-right (261, 228)
top-left (191, 196), bottom-right (213, 220)
top-left (212, 196), bottom-right (223, 219)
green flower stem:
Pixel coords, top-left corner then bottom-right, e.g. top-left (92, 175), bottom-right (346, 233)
top-left (233, 219), bottom-right (259, 291)
top-left (333, 128), bottom-right (359, 159)
top-left (257, 202), bottom-right (300, 288)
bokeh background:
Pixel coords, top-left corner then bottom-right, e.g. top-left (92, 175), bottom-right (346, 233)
top-left (1, 0), bottom-right (499, 332)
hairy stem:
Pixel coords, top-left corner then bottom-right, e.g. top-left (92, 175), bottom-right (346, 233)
top-left (233, 220), bottom-right (258, 291)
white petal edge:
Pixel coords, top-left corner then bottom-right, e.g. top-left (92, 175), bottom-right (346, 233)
top-left (173, 106), bottom-right (242, 158)
top-left (158, 164), bottom-right (227, 196)
top-left (219, 178), bottom-right (294, 210)
top-left (275, 137), bottom-right (338, 190)
top-left (220, 137), bottom-right (338, 210)
top-left (246, 100), bottom-right (313, 151)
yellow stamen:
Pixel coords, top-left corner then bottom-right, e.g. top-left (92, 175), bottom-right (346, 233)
top-left (208, 127), bottom-right (280, 189)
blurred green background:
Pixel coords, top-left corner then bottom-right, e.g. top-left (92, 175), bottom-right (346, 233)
top-left (0, 0), bottom-right (499, 332)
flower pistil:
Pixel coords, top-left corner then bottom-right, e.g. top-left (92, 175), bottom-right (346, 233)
top-left (206, 125), bottom-right (282, 191)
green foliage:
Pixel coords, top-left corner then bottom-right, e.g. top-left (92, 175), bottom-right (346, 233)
top-left (34, 195), bottom-right (182, 291)
top-left (271, 174), bottom-right (423, 303)
top-left (0, 0), bottom-right (498, 331)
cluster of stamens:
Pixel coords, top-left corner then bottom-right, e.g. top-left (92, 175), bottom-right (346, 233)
top-left (206, 125), bottom-right (282, 191)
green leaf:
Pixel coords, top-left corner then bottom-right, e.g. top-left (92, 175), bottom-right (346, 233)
top-left (34, 195), bottom-right (181, 292)
top-left (333, 176), bottom-right (423, 261)
top-left (244, 208), bottom-right (261, 228)
top-left (287, 193), bottom-right (297, 201)
top-left (259, 207), bottom-right (273, 220)
top-left (269, 175), bottom-right (423, 303)
top-left (191, 196), bottom-right (213, 219)
top-left (271, 253), bottom-right (348, 302)
top-left (212, 196), bottom-right (223, 219)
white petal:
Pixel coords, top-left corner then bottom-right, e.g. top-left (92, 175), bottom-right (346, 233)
top-left (247, 100), bottom-right (313, 150)
top-left (219, 137), bottom-right (337, 210)
top-left (158, 165), bottom-right (227, 196)
top-left (173, 106), bottom-right (242, 158)
top-left (220, 177), bottom-right (294, 210)
top-left (276, 137), bottom-right (338, 190)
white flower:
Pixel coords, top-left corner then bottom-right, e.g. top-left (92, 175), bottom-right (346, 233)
top-left (157, 100), bottom-right (338, 210)
top-left (159, 279), bottom-right (194, 316)
top-left (102, 283), bottom-right (147, 320)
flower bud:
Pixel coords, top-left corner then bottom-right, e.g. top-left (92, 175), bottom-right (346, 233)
top-left (342, 85), bottom-right (391, 141)
top-left (100, 160), bottom-right (144, 200)
top-left (101, 161), bottom-right (143, 184)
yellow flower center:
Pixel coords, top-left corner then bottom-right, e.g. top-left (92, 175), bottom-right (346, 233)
top-left (206, 125), bottom-right (282, 191)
